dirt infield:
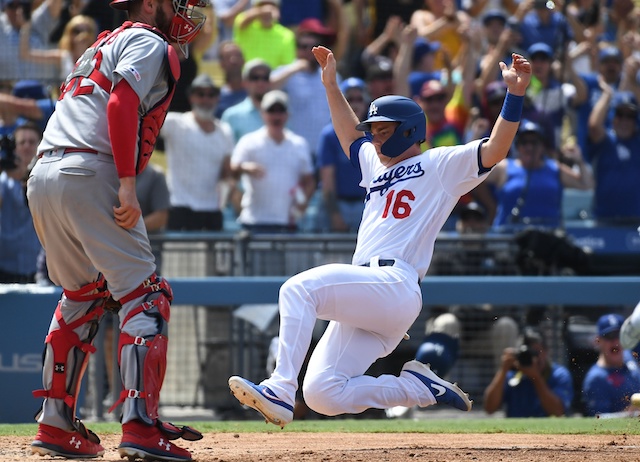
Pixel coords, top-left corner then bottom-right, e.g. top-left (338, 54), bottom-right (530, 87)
top-left (5, 433), bottom-right (640, 462)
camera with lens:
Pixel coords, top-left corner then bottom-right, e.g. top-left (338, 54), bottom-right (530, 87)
top-left (516, 344), bottom-right (538, 367)
top-left (0, 134), bottom-right (17, 171)
top-left (534, 0), bottom-right (554, 9)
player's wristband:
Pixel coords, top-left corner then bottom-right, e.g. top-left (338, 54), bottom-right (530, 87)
top-left (499, 92), bottom-right (524, 123)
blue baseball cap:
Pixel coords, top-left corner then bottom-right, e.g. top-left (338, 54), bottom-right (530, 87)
top-left (597, 314), bottom-right (624, 338)
top-left (482, 9), bottom-right (507, 26)
top-left (599, 46), bottom-right (623, 62)
top-left (12, 80), bottom-right (46, 99)
top-left (339, 77), bottom-right (365, 94)
top-left (413, 38), bottom-right (440, 66)
top-left (527, 42), bottom-right (554, 60)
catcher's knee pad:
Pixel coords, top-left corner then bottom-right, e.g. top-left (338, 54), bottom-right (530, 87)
top-left (33, 276), bottom-right (111, 428)
top-left (110, 275), bottom-right (172, 424)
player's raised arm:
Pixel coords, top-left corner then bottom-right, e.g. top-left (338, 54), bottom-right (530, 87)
top-left (312, 46), bottom-right (362, 159)
top-left (479, 53), bottom-right (532, 169)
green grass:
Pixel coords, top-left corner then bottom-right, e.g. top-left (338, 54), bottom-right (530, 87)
top-left (3, 417), bottom-right (640, 437)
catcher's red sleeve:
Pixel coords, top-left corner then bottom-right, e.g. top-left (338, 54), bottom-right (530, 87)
top-left (107, 79), bottom-right (140, 178)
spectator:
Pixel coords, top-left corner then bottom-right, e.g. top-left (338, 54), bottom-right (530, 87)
top-left (204, 0), bottom-right (249, 60)
top-left (160, 74), bottom-right (235, 231)
top-left (365, 59), bottom-right (396, 100)
top-left (360, 15), bottom-right (403, 78)
top-left (0, 0), bottom-right (60, 83)
top-left (410, 0), bottom-right (472, 69)
top-left (230, 90), bottom-right (315, 233)
top-left (232, 0), bottom-right (296, 69)
top-left (464, 0), bottom-right (518, 18)
top-left (0, 79), bottom-right (56, 133)
top-left (572, 46), bottom-right (626, 155)
top-left (0, 122), bottom-right (42, 283)
top-left (19, 15), bottom-right (98, 84)
top-left (215, 40), bottom-right (247, 118)
top-left (484, 326), bottom-right (574, 417)
top-left (271, 17), bottom-right (337, 157)
top-left (587, 89), bottom-right (640, 224)
top-left (221, 58), bottom-right (272, 142)
top-left (486, 119), bottom-right (594, 230)
top-left (582, 313), bottom-right (640, 416)
top-left (508, 0), bottom-right (574, 53)
top-left (524, 42), bottom-right (580, 153)
top-left (316, 77), bottom-right (367, 233)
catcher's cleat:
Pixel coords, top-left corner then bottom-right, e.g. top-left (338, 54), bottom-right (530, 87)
top-left (31, 423), bottom-right (105, 459)
top-left (620, 317), bottom-right (640, 350)
top-left (118, 420), bottom-right (193, 462)
top-left (228, 376), bottom-right (294, 428)
top-left (402, 360), bottom-right (473, 412)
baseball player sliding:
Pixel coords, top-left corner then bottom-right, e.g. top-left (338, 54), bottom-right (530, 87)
top-left (229, 46), bottom-right (532, 427)
top-left (26, 0), bottom-right (207, 460)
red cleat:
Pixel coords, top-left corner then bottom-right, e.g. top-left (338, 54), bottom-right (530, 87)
top-left (31, 423), bottom-right (105, 459)
top-left (118, 420), bottom-right (194, 462)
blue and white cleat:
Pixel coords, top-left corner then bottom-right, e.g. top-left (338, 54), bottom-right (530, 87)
top-left (228, 376), bottom-right (294, 428)
top-left (402, 360), bottom-right (472, 411)
top-left (620, 317), bottom-right (640, 350)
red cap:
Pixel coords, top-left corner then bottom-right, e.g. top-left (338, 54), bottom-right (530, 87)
top-left (420, 80), bottom-right (446, 99)
top-left (298, 18), bottom-right (335, 39)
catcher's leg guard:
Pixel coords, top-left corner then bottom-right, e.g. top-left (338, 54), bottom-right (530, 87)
top-left (110, 275), bottom-right (202, 442)
top-left (33, 276), bottom-right (112, 442)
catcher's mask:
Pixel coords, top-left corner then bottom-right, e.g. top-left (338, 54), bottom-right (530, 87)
top-left (110, 0), bottom-right (208, 57)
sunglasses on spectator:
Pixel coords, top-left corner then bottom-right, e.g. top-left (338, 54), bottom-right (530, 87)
top-left (517, 138), bottom-right (542, 147)
top-left (296, 42), bottom-right (317, 50)
top-left (248, 74), bottom-right (270, 82)
top-left (346, 96), bottom-right (365, 103)
top-left (422, 94), bottom-right (447, 103)
top-left (265, 104), bottom-right (287, 114)
top-left (615, 111), bottom-right (637, 120)
top-left (71, 26), bottom-right (92, 35)
top-left (601, 331), bottom-right (620, 340)
top-left (192, 90), bottom-right (219, 98)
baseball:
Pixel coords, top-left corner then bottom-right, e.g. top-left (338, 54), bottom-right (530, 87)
top-left (631, 393), bottom-right (640, 407)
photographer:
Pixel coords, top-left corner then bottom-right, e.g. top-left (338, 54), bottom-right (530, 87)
top-left (483, 326), bottom-right (574, 417)
top-left (0, 122), bottom-right (42, 283)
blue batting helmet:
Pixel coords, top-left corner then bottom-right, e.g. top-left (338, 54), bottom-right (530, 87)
top-left (356, 95), bottom-right (426, 158)
top-left (415, 332), bottom-right (459, 377)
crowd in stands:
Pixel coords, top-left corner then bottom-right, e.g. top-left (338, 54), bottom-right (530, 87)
top-left (1, 0), bottom-right (640, 417)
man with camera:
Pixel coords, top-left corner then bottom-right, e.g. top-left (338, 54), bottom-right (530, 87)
top-left (0, 122), bottom-right (42, 282)
top-left (483, 326), bottom-right (574, 417)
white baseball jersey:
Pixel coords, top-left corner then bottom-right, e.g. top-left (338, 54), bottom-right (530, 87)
top-left (38, 26), bottom-right (170, 158)
top-left (351, 137), bottom-right (489, 278)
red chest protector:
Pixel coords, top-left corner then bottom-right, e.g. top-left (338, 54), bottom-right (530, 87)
top-left (65, 21), bottom-right (181, 174)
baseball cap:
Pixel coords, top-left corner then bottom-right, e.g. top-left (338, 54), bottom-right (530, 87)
top-left (597, 314), bottom-right (624, 338)
top-left (261, 89), bottom-right (288, 111)
top-left (189, 73), bottom-right (218, 91)
top-left (482, 9), bottom-right (507, 26)
top-left (242, 58), bottom-right (271, 80)
top-left (366, 59), bottom-right (393, 81)
top-left (413, 38), bottom-right (440, 66)
top-left (527, 42), bottom-right (554, 60)
top-left (12, 80), bottom-right (46, 99)
top-left (598, 46), bottom-right (623, 63)
top-left (297, 18), bottom-right (334, 37)
top-left (420, 80), bottom-right (446, 99)
top-left (485, 80), bottom-right (507, 102)
top-left (339, 77), bottom-right (366, 94)
top-left (517, 119), bottom-right (545, 139)
top-left (459, 202), bottom-right (486, 221)
top-left (613, 91), bottom-right (639, 111)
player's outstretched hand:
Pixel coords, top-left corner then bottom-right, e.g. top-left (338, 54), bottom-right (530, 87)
top-left (499, 53), bottom-right (531, 97)
top-left (312, 46), bottom-right (337, 88)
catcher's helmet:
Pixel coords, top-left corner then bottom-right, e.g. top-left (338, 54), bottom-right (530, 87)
top-left (415, 332), bottom-right (459, 377)
top-left (356, 95), bottom-right (426, 158)
top-left (110, 0), bottom-right (208, 56)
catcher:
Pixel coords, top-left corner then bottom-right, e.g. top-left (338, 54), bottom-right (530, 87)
top-left (26, 0), bottom-right (208, 460)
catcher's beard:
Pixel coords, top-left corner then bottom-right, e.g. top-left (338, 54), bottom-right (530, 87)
top-left (154, 0), bottom-right (172, 38)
